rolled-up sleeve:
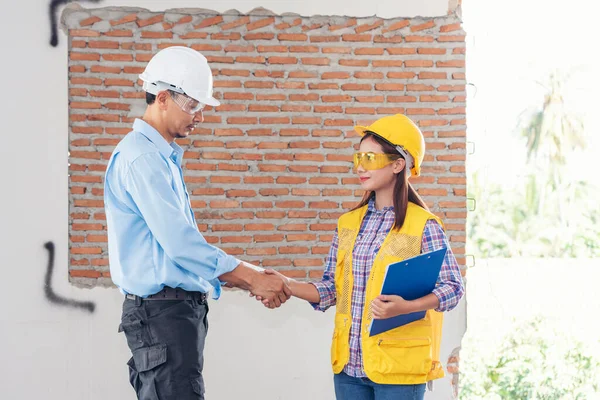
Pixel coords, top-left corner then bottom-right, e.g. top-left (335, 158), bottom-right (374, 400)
top-left (421, 220), bottom-right (465, 312)
top-left (124, 153), bottom-right (239, 282)
top-left (310, 229), bottom-right (338, 311)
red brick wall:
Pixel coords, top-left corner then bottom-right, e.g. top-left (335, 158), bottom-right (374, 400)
top-left (64, 8), bottom-right (466, 286)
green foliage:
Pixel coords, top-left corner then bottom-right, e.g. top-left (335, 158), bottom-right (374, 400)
top-left (461, 318), bottom-right (600, 399)
top-left (467, 70), bottom-right (600, 257)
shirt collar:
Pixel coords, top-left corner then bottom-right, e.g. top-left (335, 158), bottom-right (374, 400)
top-left (133, 119), bottom-right (184, 165)
top-left (367, 196), bottom-right (394, 214)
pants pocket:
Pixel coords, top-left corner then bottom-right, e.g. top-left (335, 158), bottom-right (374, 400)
top-left (191, 375), bottom-right (205, 399)
top-left (128, 344), bottom-right (168, 400)
top-left (119, 316), bottom-right (149, 352)
top-left (202, 303), bottom-right (209, 332)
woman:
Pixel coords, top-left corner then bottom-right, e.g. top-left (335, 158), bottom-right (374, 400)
top-left (261, 114), bottom-right (464, 400)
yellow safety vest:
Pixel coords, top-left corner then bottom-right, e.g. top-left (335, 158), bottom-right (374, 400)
top-left (331, 202), bottom-right (445, 384)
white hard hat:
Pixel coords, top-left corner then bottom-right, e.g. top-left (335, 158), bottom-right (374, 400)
top-left (139, 46), bottom-right (220, 107)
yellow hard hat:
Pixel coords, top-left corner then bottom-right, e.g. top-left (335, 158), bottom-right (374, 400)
top-left (354, 114), bottom-right (425, 176)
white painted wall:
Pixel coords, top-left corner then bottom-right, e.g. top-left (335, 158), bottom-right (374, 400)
top-left (0, 0), bottom-right (462, 399)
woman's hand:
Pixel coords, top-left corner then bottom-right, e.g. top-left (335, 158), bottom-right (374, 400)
top-left (250, 269), bottom-right (292, 306)
top-left (250, 269), bottom-right (322, 305)
top-left (371, 295), bottom-right (415, 319)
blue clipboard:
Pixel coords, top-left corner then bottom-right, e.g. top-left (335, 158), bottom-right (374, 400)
top-left (368, 247), bottom-right (447, 336)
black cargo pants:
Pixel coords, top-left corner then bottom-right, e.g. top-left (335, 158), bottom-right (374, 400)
top-left (119, 290), bottom-right (209, 399)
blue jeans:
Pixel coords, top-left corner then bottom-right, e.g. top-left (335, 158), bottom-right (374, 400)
top-left (334, 372), bottom-right (426, 400)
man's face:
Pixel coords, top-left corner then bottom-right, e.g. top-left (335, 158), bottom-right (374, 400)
top-left (166, 91), bottom-right (204, 139)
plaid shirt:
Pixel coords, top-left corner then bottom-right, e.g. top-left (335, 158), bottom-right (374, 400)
top-left (311, 198), bottom-right (464, 378)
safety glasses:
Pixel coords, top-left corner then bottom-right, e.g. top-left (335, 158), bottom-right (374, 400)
top-left (169, 91), bottom-right (205, 115)
top-left (353, 152), bottom-right (401, 170)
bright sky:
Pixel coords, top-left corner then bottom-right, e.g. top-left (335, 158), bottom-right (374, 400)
top-left (463, 0), bottom-right (600, 187)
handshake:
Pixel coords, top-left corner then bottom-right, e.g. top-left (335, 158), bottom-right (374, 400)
top-left (249, 269), bottom-right (293, 309)
top-left (223, 261), bottom-right (294, 309)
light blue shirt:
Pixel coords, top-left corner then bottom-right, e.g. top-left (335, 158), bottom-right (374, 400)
top-left (104, 119), bottom-right (239, 299)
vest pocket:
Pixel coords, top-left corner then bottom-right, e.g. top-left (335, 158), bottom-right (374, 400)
top-left (331, 314), bottom-right (351, 371)
top-left (330, 330), bottom-right (340, 367)
top-left (374, 336), bottom-right (432, 375)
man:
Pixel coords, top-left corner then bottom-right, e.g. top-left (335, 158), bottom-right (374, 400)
top-left (104, 46), bottom-right (291, 399)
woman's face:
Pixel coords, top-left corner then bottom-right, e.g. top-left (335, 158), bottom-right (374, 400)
top-left (355, 136), bottom-right (405, 193)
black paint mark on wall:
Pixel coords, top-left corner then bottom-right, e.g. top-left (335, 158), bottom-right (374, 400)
top-left (49, 0), bottom-right (104, 47)
top-left (44, 241), bottom-right (96, 313)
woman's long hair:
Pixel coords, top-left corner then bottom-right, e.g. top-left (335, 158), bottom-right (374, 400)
top-left (352, 132), bottom-right (428, 230)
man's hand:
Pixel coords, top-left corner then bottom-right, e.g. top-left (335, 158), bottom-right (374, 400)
top-left (220, 262), bottom-right (290, 308)
top-left (250, 269), bottom-right (293, 308)
top-left (371, 295), bottom-right (415, 319)
top-left (250, 270), bottom-right (291, 309)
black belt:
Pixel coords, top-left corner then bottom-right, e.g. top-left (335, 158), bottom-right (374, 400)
top-left (126, 287), bottom-right (207, 303)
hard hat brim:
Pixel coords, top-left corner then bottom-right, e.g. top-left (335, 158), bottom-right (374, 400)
top-left (354, 125), bottom-right (369, 136)
top-left (354, 125), bottom-right (390, 144)
top-left (200, 96), bottom-right (220, 107)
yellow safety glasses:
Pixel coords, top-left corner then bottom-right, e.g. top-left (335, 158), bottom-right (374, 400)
top-left (353, 152), bottom-right (401, 171)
